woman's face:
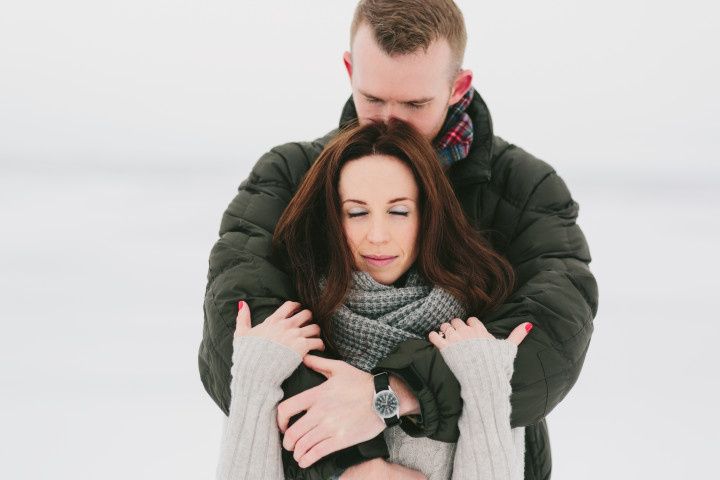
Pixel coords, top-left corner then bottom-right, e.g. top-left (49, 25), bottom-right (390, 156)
top-left (338, 154), bottom-right (420, 285)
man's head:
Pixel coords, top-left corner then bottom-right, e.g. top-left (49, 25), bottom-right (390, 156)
top-left (344, 0), bottom-right (473, 141)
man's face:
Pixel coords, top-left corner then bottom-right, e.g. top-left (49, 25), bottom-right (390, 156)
top-left (344, 24), bottom-right (471, 141)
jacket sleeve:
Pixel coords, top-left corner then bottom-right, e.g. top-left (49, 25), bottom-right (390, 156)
top-left (372, 169), bottom-right (598, 441)
top-left (199, 144), bottom-right (387, 479)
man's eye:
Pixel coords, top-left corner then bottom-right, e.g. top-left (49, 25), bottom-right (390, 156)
top-left (366, 97), bottom-right (382, 104)
top-left (407, 103), bottom-right (424, 110)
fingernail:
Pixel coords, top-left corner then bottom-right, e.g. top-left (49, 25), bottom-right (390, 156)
top-left (238, 300), bottom-right (245, 311)
top-left (525, 323), bottom-right (533, 332)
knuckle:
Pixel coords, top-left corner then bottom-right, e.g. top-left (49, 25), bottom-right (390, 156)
top-left (282, 301), bottom-right (301, 313)
top-left (303, 450), bottom-right (316, 463)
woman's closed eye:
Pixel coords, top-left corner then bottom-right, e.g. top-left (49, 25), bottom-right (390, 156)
top-left (347, 209), bottom-right (410, 218)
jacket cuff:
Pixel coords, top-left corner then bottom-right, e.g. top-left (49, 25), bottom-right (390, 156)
top-left (332, 433), bottom-right (389, 470)
top-left (371, 365), bottom-right (439, 438)
top-left (371, 340), bottom-right (462, 442)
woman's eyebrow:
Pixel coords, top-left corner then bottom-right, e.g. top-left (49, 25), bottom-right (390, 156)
top-left (342, 197), bottom-right (416, 204)
top-left (388, 197), bottom-right (416, 203)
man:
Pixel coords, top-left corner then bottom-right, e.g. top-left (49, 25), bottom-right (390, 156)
top-left (200, 1), bottom-right (598, 479)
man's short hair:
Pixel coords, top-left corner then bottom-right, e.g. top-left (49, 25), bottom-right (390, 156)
top-left (350, 0), bottom-right (467, 71)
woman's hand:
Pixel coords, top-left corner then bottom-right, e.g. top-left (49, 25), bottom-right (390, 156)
top-left (428, 317), bottom-right (532, 350)
top-left (234, 300), bottom-right (325, 358)
top-left (340, 458), bottom-right (427, 480)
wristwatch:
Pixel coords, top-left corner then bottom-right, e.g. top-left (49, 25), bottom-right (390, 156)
top-left (372, 371), bottom-right (401, 427)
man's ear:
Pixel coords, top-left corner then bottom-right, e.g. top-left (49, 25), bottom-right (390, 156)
top-left (343, 51), bottom-right (353, 79)
top-left (448, 69), bottom-right (473, 105)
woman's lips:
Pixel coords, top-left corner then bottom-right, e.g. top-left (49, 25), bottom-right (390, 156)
top-left (362, 255), bottom-right (398, 267)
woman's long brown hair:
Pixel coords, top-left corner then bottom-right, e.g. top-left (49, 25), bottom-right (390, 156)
top-left (273, 119), bottom-right (515, 355)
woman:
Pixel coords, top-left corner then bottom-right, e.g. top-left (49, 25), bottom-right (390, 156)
top-left (216, 120), bottom-right (530, 480)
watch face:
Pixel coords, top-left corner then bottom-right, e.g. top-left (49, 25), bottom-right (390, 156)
top-left (374, 391), bottom-right (399, 418)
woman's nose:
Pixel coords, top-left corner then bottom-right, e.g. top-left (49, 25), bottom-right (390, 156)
top-left (366, 218), bottom-right (390, 244)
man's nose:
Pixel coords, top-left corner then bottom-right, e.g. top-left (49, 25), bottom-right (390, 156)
top-left (376, 104), bottom-right (406, 124)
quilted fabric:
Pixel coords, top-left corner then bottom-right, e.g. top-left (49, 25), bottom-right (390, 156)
top-left (199, 89), bottom-right (598, 479)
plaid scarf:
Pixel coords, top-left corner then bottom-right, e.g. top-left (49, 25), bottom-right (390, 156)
top-left (434, 88), bottom-right (474, 168)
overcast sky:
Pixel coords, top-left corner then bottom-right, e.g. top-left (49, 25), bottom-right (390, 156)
top-left (1, 0), bottom-right (718, 181)
top-left (1, 2), bottom-right (718, 479)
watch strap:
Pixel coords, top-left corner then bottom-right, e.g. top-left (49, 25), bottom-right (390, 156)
top-left (373, 372), bottom-right (400, 427)
top-left (373, 371), bottom-right (390, 393)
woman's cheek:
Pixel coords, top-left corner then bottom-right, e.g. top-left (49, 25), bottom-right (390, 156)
top-left (344, 224), bottom-right (363, 262)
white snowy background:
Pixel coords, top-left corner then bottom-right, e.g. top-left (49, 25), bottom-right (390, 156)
top-left (1, 1), bottom-right (718, 478)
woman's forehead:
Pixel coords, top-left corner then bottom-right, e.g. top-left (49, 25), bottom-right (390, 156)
top-left (339, 155), bottom-right (419, 201)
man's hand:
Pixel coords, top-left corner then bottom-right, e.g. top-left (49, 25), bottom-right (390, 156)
top-left (339, 458), bottom-right (427, 480)
top-left (277, 355), bottom-right (385, 468)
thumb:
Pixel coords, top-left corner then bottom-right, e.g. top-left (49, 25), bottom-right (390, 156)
top-left (302, 354), bottom-right (337, 378)
top-left (234, 300), bottom-right (252, 337)
top-left (507, 322), bottom-right (533, 346)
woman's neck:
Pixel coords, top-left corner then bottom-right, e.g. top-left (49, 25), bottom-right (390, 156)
top-left (392, 270), bottom-right (410, 288)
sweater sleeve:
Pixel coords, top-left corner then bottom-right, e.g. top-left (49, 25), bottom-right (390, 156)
top-left (200, 143), bottom-right (388, 478)
top-left (440, 338), bottom-right (524, 480)
top-left (216, 335), bottom-right (302, 480)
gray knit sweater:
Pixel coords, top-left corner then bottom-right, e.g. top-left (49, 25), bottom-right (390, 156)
top-left (216, 335), bottom-right (524, 479)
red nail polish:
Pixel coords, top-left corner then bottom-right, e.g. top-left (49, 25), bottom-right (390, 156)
top-left (238, 301), bottom-right (245, 311)
top-left (525, 323), bottom-right (533, 332)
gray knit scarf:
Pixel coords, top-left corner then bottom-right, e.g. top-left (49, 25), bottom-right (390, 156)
top-left (323, 266), bottom-right (467, 372)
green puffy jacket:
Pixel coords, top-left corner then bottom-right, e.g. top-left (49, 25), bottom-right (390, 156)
top-left (199, 89), bottom-right (598, 480)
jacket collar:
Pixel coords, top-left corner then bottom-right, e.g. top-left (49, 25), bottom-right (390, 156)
top-left (338, 87), bottom-right (494, 185)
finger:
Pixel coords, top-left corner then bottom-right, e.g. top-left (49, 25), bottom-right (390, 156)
top-left (439, 322), bottom-right (453, 333)
top-left (450, 318), bottom-right (468, 331)
top-left (294, 427), bottom-right (332, 465)
top-left (287, 309), bottom-right (313, 327)
top-left (468, 317), bottom-right (492, 337)
top-left (282, 408), bottom-right (320, 451)
top-left (302, 354), bottom-right (338, 378)
top-left (443, 324), bottom-right (460, 340)
top-left (277, 387), bottom-right (319, 433)
top-left (507, 322), bottom-right (533, 346)
top-left (297, 437), bottom-right (337, 468)
top-left (428, 330), bottom-right (447, 349)
top-left (304, 338), bottom-right (325, 353)
top-left (298, 323), bottom-right (321, 338)
top-left (234, 300), bottom-right (252, 337)
top-left (269, 300), bottom-right (303, 322)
